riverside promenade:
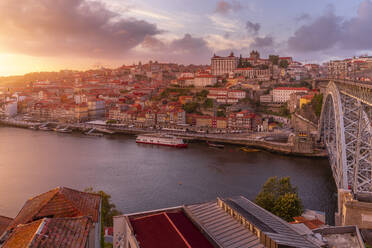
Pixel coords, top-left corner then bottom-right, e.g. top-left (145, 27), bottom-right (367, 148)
top-left (0, 118), bottom-right (327, 158)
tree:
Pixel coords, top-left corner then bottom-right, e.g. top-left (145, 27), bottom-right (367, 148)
top-left (238, 54), bottom-right (243, 68)
top-left (85, 187), bottom-right (122, 247)
top-left (272, 193), bottom-right (303, 222)
top-left (269, 55), bottom-right (279, 65)
top-left (255, 177), bottom-right (303, 222)
top-left (217, 110), bottom-right (225, 117)
top-left (203, 98), bottom-right (213, 108)
top-left (279, 103), bottom-right (290, 117)
top-left (311, 94), bottom-right (323, 118)
top-left (279, 60), bottom-right (289, 69)
top-left (183, 102), bottom-right (200, 113)
top-left (197, 89), bottom-right (209, 98)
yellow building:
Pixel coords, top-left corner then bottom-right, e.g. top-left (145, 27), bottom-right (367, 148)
top-left (215, 118), bottom-right (227, 129)
top-left (299, 95), bottom-right (313, 108)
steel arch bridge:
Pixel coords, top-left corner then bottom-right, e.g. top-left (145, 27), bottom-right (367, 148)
top-left (320, 80), bottom-right (372, 195)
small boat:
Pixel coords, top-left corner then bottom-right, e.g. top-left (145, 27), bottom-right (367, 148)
top-left (56, 127), bottom-right (72, 133)
top-left (39, 126), bottom-right (52, 131)
top-left (240, 147), bottom-right (260, 152)
top-left (136, 133), bottom-right (188, 148)
top-left (206, 141), bottom-right (224, 149)
top-left (29, 125), bottom-right (38, 130)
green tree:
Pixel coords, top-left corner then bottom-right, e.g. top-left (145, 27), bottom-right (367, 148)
top-left (203, 98), bottom-right (213, 108)
top-left (272, 193), bottom-right (303, 222)
top-left (183, 102), bottom-right (200, 113)
top-left (217, 111), bottom-right (225, 117)
top-left (311, 94), bottom-right (323, 118)
top-left (269, 55), bottom-right (279, 65)
top-left (255, 177), bottom-right (303, 222)
top-left (279, 60), bottom-right (289, 68)
top-left (197, 89), bottom-right (209, 98)
top-left (238, 54), bottom-right (243, 68)
top-left (279, 103), bottom-right (290, 117)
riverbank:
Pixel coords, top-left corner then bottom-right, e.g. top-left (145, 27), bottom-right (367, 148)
top-left (0, 119), bottom-right (327, 158)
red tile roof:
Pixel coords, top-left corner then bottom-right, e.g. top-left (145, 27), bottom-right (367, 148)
top-left (291, 216), bottom-right (325, 230)
top-left (130, 211), bottom-right (213, 248)
top-left (0, 216), bottom-right (12, 236)
top-left (274, 87), bottom-right (309, 91)
top-left (8, 187), bottom-right (101, 230)
top-left (2, 217), bottom-right (92, 248)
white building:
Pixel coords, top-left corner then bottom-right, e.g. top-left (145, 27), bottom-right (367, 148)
top-left (227, 90), bottom-right (246, 99)
top-left (272, 87), bottom-right (308, 103)
top-left (194, 75), bottom-right (217, 87)
top-left (211, 52), bottom-right (238, 76)
top-left (260, 94), bottom-right (273, 103)
top-left (4, 101), bottom-right (17, 117)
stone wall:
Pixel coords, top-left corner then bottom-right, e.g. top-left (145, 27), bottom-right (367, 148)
top-left (337, 189), bottom-right (372, 229)
top-left (291, 114), bottom-right (318, 133)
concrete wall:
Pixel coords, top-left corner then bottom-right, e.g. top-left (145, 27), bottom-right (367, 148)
top-left (113, 215), bottom-right (140, 248)
top-left (291, 114), bottom-right (318, 133)
top-left (337, 189), bottom-right (372, 229)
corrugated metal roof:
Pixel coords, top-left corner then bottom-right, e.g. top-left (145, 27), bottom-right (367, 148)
top-left (223, 196), bottom-right (320, 248)
top-left (186, 202), bottom-right (264, 248)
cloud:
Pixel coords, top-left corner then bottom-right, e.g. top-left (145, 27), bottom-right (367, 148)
top-left (295, 13), bottom-right (311, 22)
top-left (215, 0), bottom-right (242, 15)
top-left (141, 35), bottom-right (166, 51)
top-left (341, 0), bottom-right (372, 50)
top-left (251, 36), bottom-right (274, 48)
top-left (0, 0), bottom-right (162, 58)
top-left (288, 12), bottom-right (342, 52)
top-left (245, 21), bottom-right (261, 34)
top-left (137, 34), bottom-right (212, 64)
top-left (288, 0), bottom-right (372, 53)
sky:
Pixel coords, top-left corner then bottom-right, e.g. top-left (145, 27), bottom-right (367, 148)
top-left (0, 0), bottom-right (371, 76)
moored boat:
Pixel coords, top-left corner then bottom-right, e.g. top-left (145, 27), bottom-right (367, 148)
top-left (136, 133), bottom-right (188, 148)
top-left (206, 141), bottom-right (224, 149)
top-left (29, 125), bottom-right (38, 130)
top-left (240, 147), bottom-right (260, 152)
top-left (56, 127), bottom-right (72, 133)
top-left (39, 126), bottom-right (52, 131)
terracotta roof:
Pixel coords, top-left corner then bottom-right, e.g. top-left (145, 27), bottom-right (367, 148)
top-left (291, 217), bottom-right (325, 230)
top-left (8, 187), bottom-right (101, 230)
top-left (0, 216), bottom-right (12, 236)
top-left (2, 217), bottom-right (92, 248)
top-left (274, 87), bottom-right (309, 91)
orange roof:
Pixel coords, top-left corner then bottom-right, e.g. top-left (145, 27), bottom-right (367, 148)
top-left (274, 87), bottom-right (309, 91)
top-left (0, 216), bottom-right (12, 236)
top-left (2, 217), bottom-right (92, 248)
top-left (8, 187), bottom-right (101, 231)
top-left (291, 216), bottom-right (325, 230)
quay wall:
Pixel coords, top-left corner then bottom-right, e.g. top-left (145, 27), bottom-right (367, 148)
top-left (0, 119), bottom-right (327, 158)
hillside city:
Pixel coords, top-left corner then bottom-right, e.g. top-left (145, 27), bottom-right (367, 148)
top-left (1, 51), bottom-right (372, 248)
top-left (1, 51), bottom-right (371, 135)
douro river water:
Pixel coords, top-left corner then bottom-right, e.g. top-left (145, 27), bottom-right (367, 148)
top-left (0, 127), bottom-right (336, 218)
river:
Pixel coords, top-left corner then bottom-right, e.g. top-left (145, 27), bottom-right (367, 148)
top-left (0, 127), bottom-right (336, 219)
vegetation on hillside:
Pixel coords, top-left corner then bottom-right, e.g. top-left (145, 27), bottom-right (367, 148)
top-left (298, 93), bottom-right (323, 123)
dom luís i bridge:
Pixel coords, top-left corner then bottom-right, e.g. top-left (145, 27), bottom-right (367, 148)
top-left (319, 79), bottom-right (372, 228)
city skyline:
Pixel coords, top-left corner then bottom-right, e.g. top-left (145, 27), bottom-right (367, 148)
top-left (1, 0), bottom-right (372, 76)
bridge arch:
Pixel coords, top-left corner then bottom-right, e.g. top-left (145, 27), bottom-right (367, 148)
top-left (320, 81), bottom-right (372, 194)
top-left (320, 81), bottom-right (348, 190)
